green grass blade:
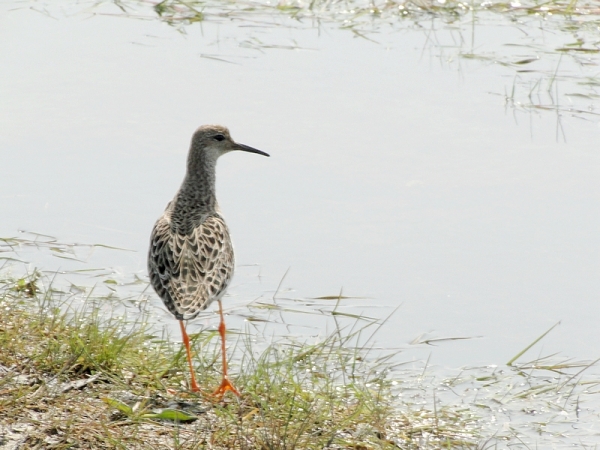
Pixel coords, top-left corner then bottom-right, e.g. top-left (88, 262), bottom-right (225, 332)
top-left (506, 321), bottom-right (561, 366)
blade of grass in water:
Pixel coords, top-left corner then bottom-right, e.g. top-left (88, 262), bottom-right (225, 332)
top-left (506, 321), bottom-right (561, 366)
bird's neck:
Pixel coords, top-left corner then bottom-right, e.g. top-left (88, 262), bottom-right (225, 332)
top-left (170, 156), bottom-right (218, 230)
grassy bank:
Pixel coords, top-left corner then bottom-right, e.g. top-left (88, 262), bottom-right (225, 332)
top-left (0, 253), bottom-right (476, 448)
top-left (0, 235), bottom-right (598, 449)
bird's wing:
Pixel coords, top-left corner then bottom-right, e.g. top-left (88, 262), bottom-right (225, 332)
top-left (148, 214), bottom-right (234, 320)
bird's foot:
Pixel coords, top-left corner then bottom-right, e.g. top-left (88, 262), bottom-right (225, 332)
top-left (213, 377), bottom-right (240, 399)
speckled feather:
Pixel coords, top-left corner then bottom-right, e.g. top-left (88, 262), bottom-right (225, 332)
top-left (149, 209), bottom-right (234, 320)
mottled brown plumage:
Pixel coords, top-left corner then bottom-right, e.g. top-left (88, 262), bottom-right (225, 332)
top-left (149, 213), bottom-right (234, 320)
top-left (148, 124), bottom-right (269, 397)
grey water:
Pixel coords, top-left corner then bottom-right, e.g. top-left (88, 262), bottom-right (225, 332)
top-left (2, 2), bottom-right (600, 373)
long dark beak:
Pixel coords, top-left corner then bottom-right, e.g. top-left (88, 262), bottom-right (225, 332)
top-left (234, 142), bottom-right (270, 157)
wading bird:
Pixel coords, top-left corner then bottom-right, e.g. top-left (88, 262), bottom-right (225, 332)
top-left (148, 125), bottom-right (269, 397)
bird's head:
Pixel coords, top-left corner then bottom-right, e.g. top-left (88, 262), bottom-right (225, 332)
top-left (190, 125), bottom-right (269, 165)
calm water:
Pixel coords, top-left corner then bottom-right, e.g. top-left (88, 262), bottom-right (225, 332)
top-left (2, 3), bottom-right (600, 370)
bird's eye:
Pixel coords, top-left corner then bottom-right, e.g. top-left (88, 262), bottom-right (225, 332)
top-left (213, 134), bottom-right (225, 141)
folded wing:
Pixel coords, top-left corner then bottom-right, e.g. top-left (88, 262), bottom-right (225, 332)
top-left (149, 213), bottom-right (234, 320)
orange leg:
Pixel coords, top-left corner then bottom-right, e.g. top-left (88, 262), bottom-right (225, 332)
top-left (179, 320), bottom-right (201, 392)
top-left (213, 300), bottom-right (240, 398)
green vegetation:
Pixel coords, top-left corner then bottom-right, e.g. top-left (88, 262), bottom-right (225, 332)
top-left (0, 235), bottom-right (473, 448)
top-left (0, 234), bottom-right (599, 448)
top-left (133, 0), bottom-right (600, 27)
top-left (0, 263), bottom-right (471, 448)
